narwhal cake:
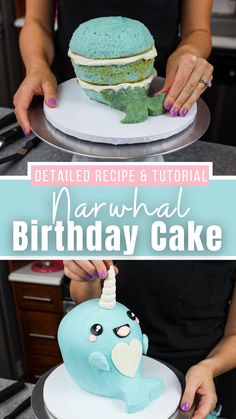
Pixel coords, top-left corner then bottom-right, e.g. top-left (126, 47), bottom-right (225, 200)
top-left (57, 266), bottom-right (163, 414)
top-left (68, 16), bottom-right (166, 123)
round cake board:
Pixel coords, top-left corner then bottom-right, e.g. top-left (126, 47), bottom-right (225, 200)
top-left (44, 78), bottom-right (197, 145)
top-left (43, 358), bottom-right (182, 419)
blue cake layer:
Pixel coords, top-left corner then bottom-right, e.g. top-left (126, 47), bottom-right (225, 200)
top-left (69, 16), bottom-right (154, 58)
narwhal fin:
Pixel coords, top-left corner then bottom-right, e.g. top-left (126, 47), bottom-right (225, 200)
top-left (144, 93), bottom-right (166, 116)
top-left (121, 102), bottom-right (148, 124)
top-left (88, 352), bottom-right (110, 372)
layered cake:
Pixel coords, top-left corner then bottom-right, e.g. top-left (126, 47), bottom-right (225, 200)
top-left (58, 266), bottom-right (163, 413)
top-left (68, 17), bottom-right (166, 123)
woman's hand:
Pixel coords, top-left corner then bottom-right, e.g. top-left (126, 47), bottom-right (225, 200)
top-left (14, 66), bottom-right (57, 135)
top-left (64, 260), bottom-right (119, 282)
top-left (180, 361), bottom-right (217, 419)
top-left (160, 52), bottom-right (213, 117)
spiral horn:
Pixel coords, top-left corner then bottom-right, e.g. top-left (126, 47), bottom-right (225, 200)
top-left (99, 265), bottom-right (116, 309)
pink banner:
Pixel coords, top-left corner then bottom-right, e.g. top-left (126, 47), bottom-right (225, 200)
top-left (30, 163), bottom-right (210, 187)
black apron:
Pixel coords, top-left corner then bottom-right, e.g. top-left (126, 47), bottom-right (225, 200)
top-left (116, 261), bottom-right (236, 374)
top-left (54, 0), bottom-right (181, 82)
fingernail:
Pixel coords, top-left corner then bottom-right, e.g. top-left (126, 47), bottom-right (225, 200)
top-left (181, 402), bottom-right (190, 411)
top-left (23, 129), bottom-right (29, 136)
top-left (99, 271), bottom-right (106, 279)
top-left (164, 101), bottom-right (172, 111)
top-left (181, 107), bottom-right (188, 117)
top-left (114, 266), bottom-right (119, 274)
top-left (48, 98), bottom-right (57, 106)
top-left (84, 273), bottom-right (93, 281)
top-left (171, 107), bottom-right (179, 117)
top-left (162, 86), bottom-right (171, 94)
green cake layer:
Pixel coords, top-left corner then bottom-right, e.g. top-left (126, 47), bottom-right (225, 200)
top-left (72, 59), bottom-right (154, 85)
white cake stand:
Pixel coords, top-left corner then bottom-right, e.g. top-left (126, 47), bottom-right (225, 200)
top-left (31, 359), bottom-right (195, 419)
top-left (29, 78), bottom-right (210, 162)
top-left (43, 79), bottom-right (197, 145)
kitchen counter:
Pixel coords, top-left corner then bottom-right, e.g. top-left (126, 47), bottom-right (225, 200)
top-left (0, 378), bottom-right (34, 419)
top-left (212, 35), bottom-right (236, 50)
top-left (9, 262), bottom-right (64, 286)
top-left (1, 107), bottom-right (236, 176)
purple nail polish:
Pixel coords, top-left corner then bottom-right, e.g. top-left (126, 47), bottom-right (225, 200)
top-left (181, 402), bottom-right (190, 411)
top-left (23, 129), bottom-right (29, 136)
top-left (99, 271), bottom-right (106, 279)
top-left (84, 273), bottom-right (93, 281)
top-left (171, 107), bottom-right (179, 117)
top-left (48, 98), bottom-right (57, 106)
top-left (181, 107), bottom-right (188, 117)
top-left (164, 101), bottom-right (172, 111)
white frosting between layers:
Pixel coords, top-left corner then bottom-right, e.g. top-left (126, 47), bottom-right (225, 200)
top-left (77, 70), bottom-right (157, 92)
top-left (68, 45), bottom-right (157, 66)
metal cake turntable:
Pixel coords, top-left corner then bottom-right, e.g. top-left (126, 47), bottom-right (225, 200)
top-left (29, 78), bottom-right (210, 162)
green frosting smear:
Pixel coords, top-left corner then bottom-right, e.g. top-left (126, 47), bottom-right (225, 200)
top-left (100, 88), bottom-right (166, 123)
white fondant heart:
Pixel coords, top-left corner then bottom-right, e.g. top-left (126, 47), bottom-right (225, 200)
top-left (111, 339), bottom-right (142, 378)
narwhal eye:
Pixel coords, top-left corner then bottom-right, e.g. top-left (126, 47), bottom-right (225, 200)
top-left (90, 324), bottom-right (103, 336)
top-left (127, 310), bottom-right (136, 321)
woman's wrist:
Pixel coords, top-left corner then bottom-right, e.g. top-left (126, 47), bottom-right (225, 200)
top-left (26, 60), bottom-right (52, 76)
top-left (169, 40), bottom-right (210, 62)
top-left (172, 44), bottom-right (201, 59)
top-left (173, 31), bottom-right (212, 60)
top-left (197, 358), bottom-right (220, 378)
top-left (70, 278), bottom-right (102, 304)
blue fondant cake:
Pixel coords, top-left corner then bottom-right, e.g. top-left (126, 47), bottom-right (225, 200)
top-left (58, 266), bottom-right (163, 413)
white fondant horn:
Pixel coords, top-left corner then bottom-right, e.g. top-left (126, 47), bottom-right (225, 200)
top-left (99, 265), bottom-right (116, 309)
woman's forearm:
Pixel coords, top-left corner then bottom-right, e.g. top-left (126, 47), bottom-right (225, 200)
top-left (200, 335), bottom-right (236, 377)
top-left (176, 0), bottom-right (212, 59)
top-left (199, 285), bottom-right (236, 377)
top-left (20, 0), bottom-right (56, 74)
top-left (20, 20), bottom-right (55, 74)
top-left (176, 30), bottom-right (212, 60)
top-left (70, 279), bottom-right (102, 304)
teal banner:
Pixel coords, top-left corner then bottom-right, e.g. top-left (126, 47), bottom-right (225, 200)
top-left (0, 166), bottom-right (236, 258)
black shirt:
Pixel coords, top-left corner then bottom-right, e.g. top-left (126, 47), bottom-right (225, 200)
top-left (116, 261), bottom-right (236, 374)
top-left (55, 0), bottom-right (181, 82)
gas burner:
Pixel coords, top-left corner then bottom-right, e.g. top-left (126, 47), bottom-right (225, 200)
top-left (31, 260), bottom-right (64, 273)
